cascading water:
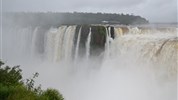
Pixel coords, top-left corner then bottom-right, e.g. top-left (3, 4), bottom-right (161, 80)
top-left (85, 27), bottom-right (92, 60)
top-left (45, 26), bottom-right (76, 62)
top-left (2, 27), bottom-right (34, 62)
top-left (105, 26), bottom-right (113, 58)
top-left (74, 27), bottom-right (82, 61)
top-left (31, 27), bottom-right (39, 57)
top-left (62, 26), bottom-right (76, 61)
top-left (114, 27), bottom-right (123, 37)
top-left (2, 24), bottom-right (177, 100)
top-left (45, 26), bottom-right (67, 62)
top-left (113, 26), bottom-right (177, 78)
top-left (128, 27), bottom-right (141, 34)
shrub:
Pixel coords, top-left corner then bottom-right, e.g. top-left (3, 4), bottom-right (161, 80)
top-left (41, 88), bottom-right (64, 100)
top-left (0, 60), bottom-right (64, 100)
top-left (0, 83), bottom-right (11, 100)
top-left (0, 63), bottom-right (23, 86)
top-left (7, 85), bottom-right (38, 100)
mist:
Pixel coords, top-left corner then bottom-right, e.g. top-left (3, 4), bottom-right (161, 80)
top-left (1, 1), bottom-right (177, 99)
top-left (17, 56), bottom-right (176, 100)
top-left (2, 21), bottom-right (177, 100)
top-left (3, 0), bottom-right (177, 23)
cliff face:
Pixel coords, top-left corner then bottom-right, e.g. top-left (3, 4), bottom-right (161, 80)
top-left (3, 12), bottom-right (149, 56)
top-left (90, 26), bottom-right (106, 56)
top-left (74, 25), bottom-right (107, 56)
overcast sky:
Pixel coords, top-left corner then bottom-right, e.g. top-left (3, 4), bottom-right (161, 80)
top-left (2, 0), bottom-right (177, 23)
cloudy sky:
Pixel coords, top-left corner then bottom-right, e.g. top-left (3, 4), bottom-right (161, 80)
top-left (2, 0), bottom-right (177, 23)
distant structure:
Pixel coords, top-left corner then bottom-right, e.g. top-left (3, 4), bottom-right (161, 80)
top-left (102, 21), bottom-right (120, 24)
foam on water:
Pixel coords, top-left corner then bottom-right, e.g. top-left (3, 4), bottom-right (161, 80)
top-left (2, 25), bottom-right (177, 100)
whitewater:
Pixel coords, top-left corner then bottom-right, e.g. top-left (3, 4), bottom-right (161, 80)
top-left (1, 25), bottom-right (177, 100)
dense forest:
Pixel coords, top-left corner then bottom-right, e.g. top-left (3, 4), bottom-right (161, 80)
top-left (4, 12), bottom-right (149, 27)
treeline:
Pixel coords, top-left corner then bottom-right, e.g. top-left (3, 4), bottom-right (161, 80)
top-left (4, 12), bottom-right (149, 27)
top-left (0, 61), bottom-right (64, 100)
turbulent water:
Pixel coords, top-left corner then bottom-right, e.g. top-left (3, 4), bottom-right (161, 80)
top-left (1, 24), bottom-right (178, 100)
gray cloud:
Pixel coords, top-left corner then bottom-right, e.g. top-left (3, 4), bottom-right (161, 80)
top-left (2, 0), bottom-right (177, 23)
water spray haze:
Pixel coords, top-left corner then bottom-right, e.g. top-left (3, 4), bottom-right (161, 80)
top-left (2, 22), bottom-right (177, 100)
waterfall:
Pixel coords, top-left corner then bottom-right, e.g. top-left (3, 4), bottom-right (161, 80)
top-left (31, 27), bottom-right (39, 57)
top-left (45, 26), bottom-right (77, 62)
top-left (2, 24), bottom-right (177, 70)
top-left (128, 27), bottom-right (141, 34)
top-left (74, 26), bottom-right (82, 61)
top-left (109, 27), bottom-right (177, 77)
top-left (17, 28), bottom-right (33, 55)
top-left (3, 25), bottom-right (177, 64)
top-left (62, 26), bottom-right (76, 61)
top-left (114, 27), bottom-right (123, 38)
top-left (104, 26), bottom-right (112, 58)
top-left (53, 26), bottom-right (68, 62)
top-left (2, 27), bottom-right (35, 61)
top-left (45, 27), bottom-right (58, 61)
top-left (85, 27), bottom-right (92, 60)
top-left (2, 24), bottom-right (177, 100)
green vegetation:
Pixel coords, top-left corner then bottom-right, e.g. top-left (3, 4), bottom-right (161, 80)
top-left (96, 26), bottom-right (106, 36)
top-left (4, 12), bottom-right (149, 27)
top-left (0, 60), bottom-right (64, 100)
